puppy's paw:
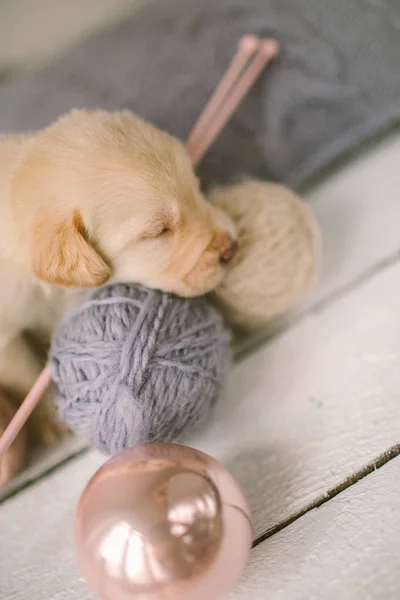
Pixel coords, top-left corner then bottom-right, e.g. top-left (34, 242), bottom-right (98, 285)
top-left (0, 442), bottom-right (27, 489)
top-left (0, 392), bottom-right (28, 489)
top-left (29, 411), bottom-right (69, 446)
top-left (28, 390), bottom-right (70, 447)
top-left (39, 417), bottom-right (69, 445)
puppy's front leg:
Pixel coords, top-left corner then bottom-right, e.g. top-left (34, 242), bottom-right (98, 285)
top-left (0, 391), bottom-right (28, 488)
top-left (0, 333), bottom-right (67, 447)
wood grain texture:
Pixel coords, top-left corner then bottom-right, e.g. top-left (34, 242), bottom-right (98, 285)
top-left (1, 432), bottom-right (399, 599)
top-left (0, 434), bottom-right (87, 502)
top-left (230, 456), bottom-right (400, 600)
top-left (306, 131), bottom-right (400, 309)
top-left (0, 451), bottom-right (102, 600)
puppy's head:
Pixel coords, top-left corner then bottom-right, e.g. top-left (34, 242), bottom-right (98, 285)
top-left (13, 109), bottom-right (237, 296)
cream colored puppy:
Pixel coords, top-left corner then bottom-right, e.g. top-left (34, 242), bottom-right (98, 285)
top-left (0, 109), bottom-right (237, 486)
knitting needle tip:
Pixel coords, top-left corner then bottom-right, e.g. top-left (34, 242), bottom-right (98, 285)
top-left (260, 38), bottom-right (279, 59)
top-left (239, 34), bottom-right (260, 54)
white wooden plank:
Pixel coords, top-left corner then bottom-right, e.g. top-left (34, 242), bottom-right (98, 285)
top-left (306, 131), bottom-right (400, 309)
top-left (0, 450), bottom-right (210, 600)
top-left (191, 257), bottom-right (400, 536)
top-left (0, 434), bottom-right (87, 502)
top-left (0, 451), bottom-right (102, 600)
top-left (1, 432), bottom-right (399, 600)
top-left (231, 455), bottom-right (400, 600)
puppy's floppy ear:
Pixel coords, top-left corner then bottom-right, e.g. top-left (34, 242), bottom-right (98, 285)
top-left (32, 210), bottom-right (111, 287)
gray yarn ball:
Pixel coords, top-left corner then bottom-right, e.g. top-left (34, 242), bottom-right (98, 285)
top-left (50, 284), bottom-right (231, 455)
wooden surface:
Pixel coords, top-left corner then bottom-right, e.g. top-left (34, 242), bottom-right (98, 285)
top-left (193, 255), bottom-right (400, 537)
top-left (306, 132), bottom-right (400, 309)
top-left (1, 131), bottom-right (400, 598)
top-left (231, 456), bottom-right (400, 600)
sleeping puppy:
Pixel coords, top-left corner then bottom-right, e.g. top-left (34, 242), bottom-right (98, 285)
top-left (0, 109), bottom-right (237, 486)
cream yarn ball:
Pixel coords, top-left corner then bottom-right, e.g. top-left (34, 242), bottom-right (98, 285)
top-left (209, 180), bottom-right (320, 332)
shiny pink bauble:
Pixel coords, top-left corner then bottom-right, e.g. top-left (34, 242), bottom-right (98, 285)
top-left (75, 443), bottom-right (252, 600)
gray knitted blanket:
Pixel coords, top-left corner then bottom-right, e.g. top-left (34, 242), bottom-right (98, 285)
top-left (0, 0), bottom-right (399, 190)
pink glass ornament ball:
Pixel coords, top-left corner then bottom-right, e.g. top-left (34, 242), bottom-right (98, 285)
top-left (75, 443), bottom-right (253, 600)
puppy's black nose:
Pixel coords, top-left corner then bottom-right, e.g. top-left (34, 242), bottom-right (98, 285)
top-left (220, 240), bottom-right (238, 265)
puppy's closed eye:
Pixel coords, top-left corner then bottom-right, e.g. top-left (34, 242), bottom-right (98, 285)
top-left (155, 226), bottom-right (172, 237)
top-left (141, 220), bottom-right (174, 240)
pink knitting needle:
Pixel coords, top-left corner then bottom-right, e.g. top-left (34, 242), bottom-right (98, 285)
top-left (0, 35), bottom-right (279, 462)
top-left (186, 34), bottom-right (261, 161)
top-left (188, 37), bottom-right (279, 166)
